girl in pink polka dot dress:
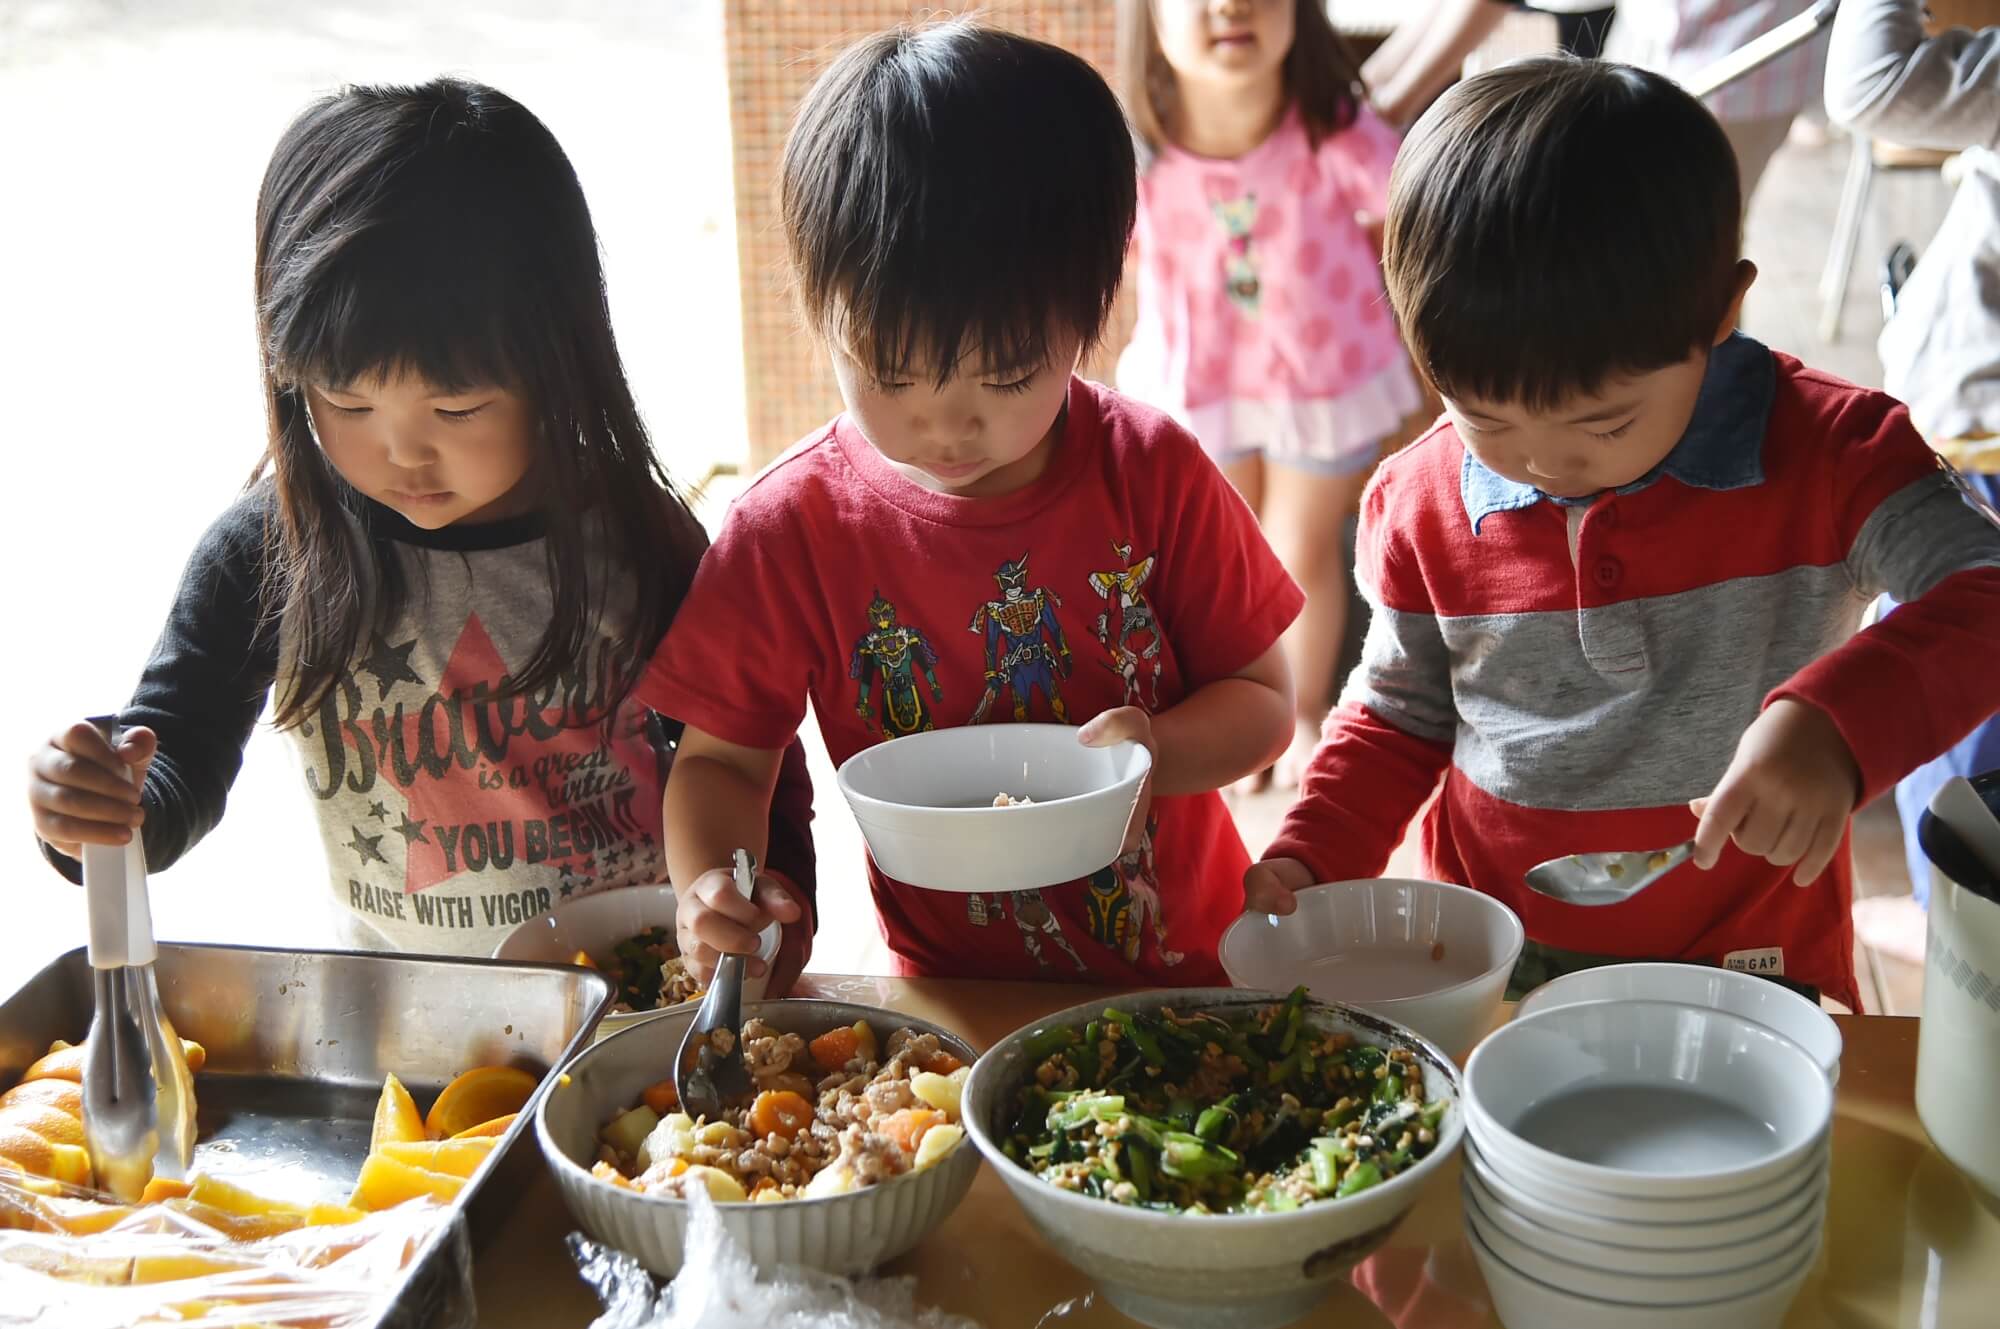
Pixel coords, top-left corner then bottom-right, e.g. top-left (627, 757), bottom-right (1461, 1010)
top-left (1117, 0), bottom-right (1422, 788)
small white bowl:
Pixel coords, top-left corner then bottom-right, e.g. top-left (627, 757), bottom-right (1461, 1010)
top-left (1464, 1000), bottom-right (1834, 1201)
top-left (836, 724), bottom-right (1150, 892)
top-left (1468, 1216), bottom-right (1818, 1329)
top-left (1464, 1183), bottom-right (1822, 1304)
top-left (1515, 963), bottom-right (1841, 1083)
top-left (492, 885), bottom-right (776, 1039)
top-left (1462, 1171), bottom-right (1824, 1280)
top-left (537, 998), bottom-right (981, 1276)
top-left (1220, 879), bottom-right (1523, 1061)
top-left (1464, 1137), bottom-right (1828, 1249)
top-left (960, 988), bottom-right (1464, 1329)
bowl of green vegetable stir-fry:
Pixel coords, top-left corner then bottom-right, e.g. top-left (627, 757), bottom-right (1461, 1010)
top-left (961, 986), bottom-right (1463, 1329)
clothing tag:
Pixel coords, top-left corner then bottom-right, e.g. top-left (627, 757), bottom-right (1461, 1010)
top-left (1723, 947), bottom-right (1785, 976)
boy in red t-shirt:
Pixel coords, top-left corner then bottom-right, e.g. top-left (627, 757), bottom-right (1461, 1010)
top-left (637, 21), bottom-right (1302, 987)
top-left (1250, 58), bottom-right (2000, 1010)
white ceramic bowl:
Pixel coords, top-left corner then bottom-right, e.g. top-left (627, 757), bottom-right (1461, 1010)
top-left (1468, 1219), bottom-right (1818, 1329)
top-left (1220, 879), bottom-right (1523, 1061)
top-left (537, 998), bottom-right (981, 1276)
top-left (1464, 1137), bottom-right (1829, 1249)
top-left (1464, 1000), bottom-right (1834, 1201)
top-left (493, 885), bottom-right (776, 1040)
top-left (1516, 964), bottom-right (1842, 1083)
top-left (1464, 1184), bottom-right (1822, 1304)
top-left (961, 988), bottom-right (1464, 1329)
top-left (835, 724), bottom-right (1150, 892)
top-left (1462, 1172), bottom-right (1824, 1281)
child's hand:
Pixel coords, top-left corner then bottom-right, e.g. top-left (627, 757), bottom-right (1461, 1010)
top-left (1244, 857), bottom-right (1317, 917)
top-left (27, 722), bottom-right (155, 862)
top-left (1691, 699), bottom-right (1860, 887)
top-left (675, 863), bottom-right (808, 988)
top-left (1079, 707), bottom-right (1155, 852)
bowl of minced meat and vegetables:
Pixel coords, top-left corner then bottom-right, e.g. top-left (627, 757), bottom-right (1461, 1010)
top-left (537, 999), bottom-right (982, 1277)
top-left (961, 987), bottom-right (1465, 1329)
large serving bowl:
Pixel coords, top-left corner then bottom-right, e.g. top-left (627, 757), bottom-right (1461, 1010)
top-left (960, 988), bottom-right (1463, 1329)
top-left (494, 885), bottom-right (776, 1040)
top-left (1515, 963), bottom-right (1841, 1083)
top-left (835, 723), bottom-right (1150, 892)
top-left (536, 998), bottom-right (981, 1276)
top-left (1463, 999), bottom-right (1834, 1202)
top-left (1220, 879), bottom-right (1522, 1061)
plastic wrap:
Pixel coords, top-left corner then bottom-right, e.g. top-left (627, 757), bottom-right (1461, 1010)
top-left (0, 1173), bottom-right (475, 1329)
top-left (569, 1190), bottom-right (981, 1329)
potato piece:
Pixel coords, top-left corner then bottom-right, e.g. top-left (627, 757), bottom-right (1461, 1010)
top-left (802, 1161), bottom-right (856, 1199)
top-left (909, 1071), bottom-right (961, 1118)
top-left (679, 1165), bottom-right (747, 1203)
top-left (600, 1105), bottom-right (659, 1162)
top-left (913, 1123), bottom-right (964, 1171)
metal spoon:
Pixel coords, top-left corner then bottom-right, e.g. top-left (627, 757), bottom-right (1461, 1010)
top-left (673, 849), bottom-right (758, 1122)
top-left (1524, 842), bottom-right (1695, 907)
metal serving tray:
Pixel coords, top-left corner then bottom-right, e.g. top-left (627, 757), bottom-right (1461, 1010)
top-left (0, 942), bottom-right (613, 1327)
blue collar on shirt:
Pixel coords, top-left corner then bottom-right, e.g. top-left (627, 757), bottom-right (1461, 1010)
top-left (1460, 332), bottom-right (1777, 534)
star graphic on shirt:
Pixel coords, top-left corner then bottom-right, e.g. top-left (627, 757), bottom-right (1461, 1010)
top-left (639, 832), bottom-right (655, 851)
top-left (358, 635), bottom-right (425, 700)
top-left (368, 801), bottom-right (389, 821)
top-left (346, 826), bottom-right (386, 865)
top-left (560, 880), bottom-right (576, 899)
top-left (346, 613), bottom-right (620, 895)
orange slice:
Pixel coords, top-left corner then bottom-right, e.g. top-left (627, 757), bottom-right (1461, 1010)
top-left (305, 1202), bottom-right (367, 1226)
top-left (23, 1037), bottom-right (205, 1083)
top-left (140, 1176), bottom-right (194, 1204)
top-left (447, 1113), bottom-right (517, 1140)
top-left (0, 1126), bottom-right (92, 1187)
top-left (570, 949), bottom-right (597, 968)
top-left (187, 1174), bottom-right (308, 1223)
top-left (378, 1136), bottom-right (498, 1179)
top-left (4, 1104), bottom-right (84, 1149)
top-left (0, 1079), bottom-right (84, 1117)
top-left (349, 1153), bottom-right (466, 1211)
top-left (423, 1066), bottom-right (537, 1140)
top-left (34, 1194), bottom-right (136, 1236)
top-left (371, 1073), bottom-right (427, 1151)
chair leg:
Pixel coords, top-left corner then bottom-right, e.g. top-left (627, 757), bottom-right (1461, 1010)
top-left (1818, 135), bottom-right (1876, 343)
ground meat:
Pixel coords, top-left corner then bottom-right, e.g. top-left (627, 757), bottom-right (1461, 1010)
top-left (864, 1079), bottom-right (916, 1116)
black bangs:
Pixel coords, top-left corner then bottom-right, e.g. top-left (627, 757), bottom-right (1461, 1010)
top-left (260, 110), bottom-right (562, 397)
top-left (783, 20), bottom-right (1136, 385)
top-left (1384, 58), bottom-right (1743, 411)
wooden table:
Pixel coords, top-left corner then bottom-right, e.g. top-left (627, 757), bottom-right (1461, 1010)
top-left (476, 975), bottom-right (2000, 1328)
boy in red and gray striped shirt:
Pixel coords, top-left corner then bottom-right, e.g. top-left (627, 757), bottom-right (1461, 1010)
top-left (1249, 56), bottom-right (2000, 1011)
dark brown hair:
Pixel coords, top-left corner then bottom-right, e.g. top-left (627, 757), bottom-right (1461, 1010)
top-left (1383, 56), bottom-right (1743, 410)
top-left (780, 19), bottom-right (1136, 385)
top-left (1117, 0), bottom-right (1367, 156)
top-left (252, 78), bottom-right (704, 729)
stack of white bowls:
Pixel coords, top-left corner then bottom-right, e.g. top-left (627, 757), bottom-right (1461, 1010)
top-left (1462, 977), bottom-right (1839, 1329)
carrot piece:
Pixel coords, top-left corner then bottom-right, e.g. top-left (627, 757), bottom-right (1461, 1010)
top-left (641, 1079), bottom-right (679, 1115)
top-left (876, 1107), bottom-right (944, 1156)
top-left (748, 1090), bottom-right (814, 1141)
top-left (921, 1051), bottom-right (965, 1075)
top-left (809, 1027), bottom-right (861, 1073)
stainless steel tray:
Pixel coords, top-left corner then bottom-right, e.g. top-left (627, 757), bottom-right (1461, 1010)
top-left (0, 942), bottom-right (612, 1327)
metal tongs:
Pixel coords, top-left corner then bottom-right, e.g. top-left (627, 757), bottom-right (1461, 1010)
top-left (79, 716), bottom-right (195, 1202)
top-left (673, 849), bottom-right (758, 1122)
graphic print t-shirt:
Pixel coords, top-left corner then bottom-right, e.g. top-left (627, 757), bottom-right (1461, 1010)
top-left (68, 485), bottom-right (813, 957)
top-left (639, 377), bottom-right (1303, 984)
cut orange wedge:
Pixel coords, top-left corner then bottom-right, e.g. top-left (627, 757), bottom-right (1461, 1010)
top-left (23, 1037), bottom-right (205, 1083)
top-left (187, 1174), bottom-right (308, 1223)
top-left (447, 1113), bottom-right (517, 1140)
top-left (569, 949), bottom-right (597, 968)
top-left (140, 1176), bottom-right (194, 1205)
top-left (378, 1136), bottom-right (498, 1179)
top-left (0, 1126), bottom-right (92, 1187)
top-left (349, 1153), bottom-right (466, 1211)
top-left (371, 1073), bottom-right (427, 1151)
top-left (305, 1202), bottom-right (367, 1226)
top-left (423, 1066), bottom-right (537, 1140)
top-left (0, 1079), bottom-right (84, 1117)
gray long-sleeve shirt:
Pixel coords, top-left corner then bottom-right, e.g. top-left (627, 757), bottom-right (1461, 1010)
top-left (1825, 0), bottom-right (2000, 149)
